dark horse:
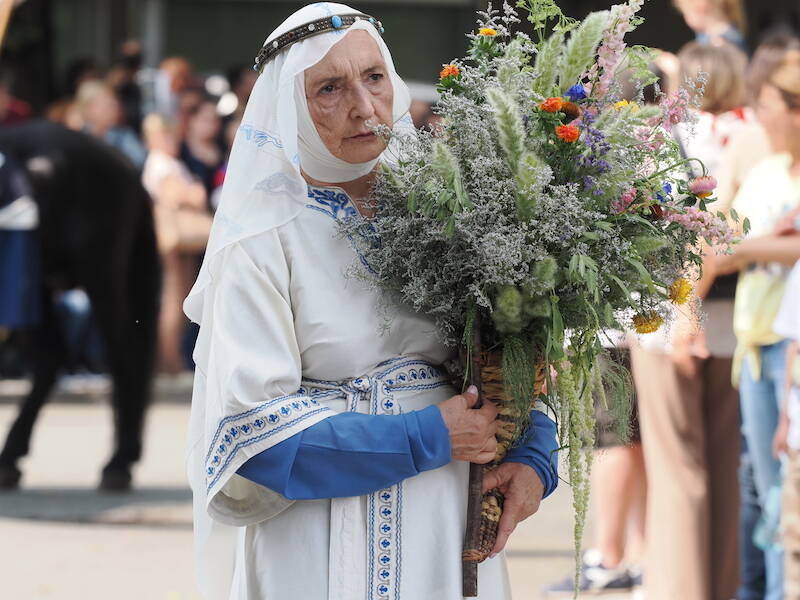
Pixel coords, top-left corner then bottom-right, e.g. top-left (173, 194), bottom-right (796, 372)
top-left (0, 121), bottom-right (160, 491)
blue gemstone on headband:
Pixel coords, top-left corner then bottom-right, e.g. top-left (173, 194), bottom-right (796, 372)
top-left (369, 17), bottom-right (376, 24)
top-left (380, 26), bottom-right (385, 33)
top-left (331, 15), bottom-right (343, 28)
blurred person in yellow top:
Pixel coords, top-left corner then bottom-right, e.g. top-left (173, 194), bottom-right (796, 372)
top-left (714, 50), bottom-right (800, 600)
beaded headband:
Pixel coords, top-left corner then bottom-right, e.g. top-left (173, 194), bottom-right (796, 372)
top-left (253, 13), bottom-right (385, 73)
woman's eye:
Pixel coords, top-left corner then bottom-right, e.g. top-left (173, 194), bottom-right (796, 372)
top-left (369, 73), bottom-right (384, 82)
top-left (320, 84), bottom-right (336, 95)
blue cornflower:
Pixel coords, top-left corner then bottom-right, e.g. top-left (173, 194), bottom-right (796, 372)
top-left (566, 84), bottom-right (587, 102)
top-left (656, 182), bottom-right (673, 203)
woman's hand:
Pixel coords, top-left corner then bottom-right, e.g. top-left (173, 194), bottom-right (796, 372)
top-left (481, 462), bottom-right (545, 556)
top-left (438, 386), bottom-right (498, 464)
top-left (714, 248), bottom-right (746, 275)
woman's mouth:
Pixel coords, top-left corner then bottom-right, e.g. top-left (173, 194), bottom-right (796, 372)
top-left (348, 132), bottom-right (376, 141)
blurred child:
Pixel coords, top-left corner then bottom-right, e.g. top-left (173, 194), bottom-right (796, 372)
top-left (673, 0), bottom-right (747, 50)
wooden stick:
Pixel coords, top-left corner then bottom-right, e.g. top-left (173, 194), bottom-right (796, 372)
top-left (0, 0), bottom-right (15, 51)
top-left (462, 315), bottom-right (483, 597)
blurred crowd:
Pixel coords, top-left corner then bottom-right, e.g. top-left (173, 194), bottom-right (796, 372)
top-left (2, 0), bottom-right (800, 598)
top-left (544, 1), bottom-right (800, 599)
top-left (0, 40), bottom-right (261, 375)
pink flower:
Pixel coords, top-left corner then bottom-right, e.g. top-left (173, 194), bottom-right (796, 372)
top-left (612, 187), bottom-right (637, 213)
top-left (658, 89), bottom-right (690, 131)
top-left (589, 0), bottom-right (645, 98)
top-left (689, 175), bottom-right (717, 198)
top-left (665, 207), bottom-right (735, 245)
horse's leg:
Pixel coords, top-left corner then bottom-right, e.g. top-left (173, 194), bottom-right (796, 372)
top-left (85, 272), bottom-right (156, 491)
top-left (0, 305), bottom-right (65, 489)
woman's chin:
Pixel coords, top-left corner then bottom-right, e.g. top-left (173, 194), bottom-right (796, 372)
top-left (340, 137), bottom-right (385, 164)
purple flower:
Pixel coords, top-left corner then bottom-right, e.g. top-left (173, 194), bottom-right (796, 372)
top-left (566, 84), bottom-right (587, 102)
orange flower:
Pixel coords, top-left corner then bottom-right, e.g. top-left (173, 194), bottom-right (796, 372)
top-left (440, 64), bottom-right (460, 79)
top-left (478, 27), bottom-right (498, 36)
top-left (561, 101), bottom-right (581, 121)
top-left (539, 97), bottom-right (563, 113)
top-left (555, 124), bottom-right (580, 143)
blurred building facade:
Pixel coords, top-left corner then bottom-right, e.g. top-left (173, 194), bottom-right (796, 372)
top-left (3, 0), bottom-right (800, 110)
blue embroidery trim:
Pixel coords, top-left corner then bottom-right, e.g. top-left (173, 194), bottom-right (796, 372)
top-left (239, 124), bottom-right (283, 149)
top-left (207, 406), bottom-right (332, 491)
top-left (205, 389), bottom-right (340, 463)
top-left (306, 186), bottom-right (358, 220)
top-left (305, 185), bottom-right (379, 276)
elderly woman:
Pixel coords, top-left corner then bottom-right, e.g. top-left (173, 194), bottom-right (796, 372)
top-left (184, 4), bottom-right (559, 599)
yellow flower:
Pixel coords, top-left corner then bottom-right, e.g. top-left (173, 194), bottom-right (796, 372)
top-left (669, 277), bottom-right (692, 305)
top-left (633, 312), bottom-right (664, 334)
top-left (614, 99), bottom-right (639, 112)
top-left (479, 27), bottom-right (498, 36)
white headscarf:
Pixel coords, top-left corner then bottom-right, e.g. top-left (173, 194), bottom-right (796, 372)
top-left (182, 4), bottom-right (411, 598)
top-left (184, 2), bottom-right (411, 328)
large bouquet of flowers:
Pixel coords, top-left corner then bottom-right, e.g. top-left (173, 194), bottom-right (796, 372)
top-left (343, 0), bottom-right (738, 593)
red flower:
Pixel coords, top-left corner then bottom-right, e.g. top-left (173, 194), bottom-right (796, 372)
top-left (539, 97), bottom-right (563, 113)
top-left (555, 124), bottom-right (580, 143)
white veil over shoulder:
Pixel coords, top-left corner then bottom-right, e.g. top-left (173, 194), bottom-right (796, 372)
top-left (182, 4), bottom-right (411, 598)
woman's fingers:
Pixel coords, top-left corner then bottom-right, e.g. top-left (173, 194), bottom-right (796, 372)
top-left (462, 385), bottom-right (479, 408)
top-left (479, 399), bottom-right (498, 419)
top-left (490, 506), bottom-right (518, 556)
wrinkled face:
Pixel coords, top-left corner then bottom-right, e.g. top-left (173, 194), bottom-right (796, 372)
top-left (304, 30), bottom-right (394, 164)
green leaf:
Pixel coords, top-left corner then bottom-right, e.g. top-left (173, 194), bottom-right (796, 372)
top-left (743, 217), bottom-right (751, 235)
top-left (407, 192), bottom-right (417, 212)
top-left (624, 257), bottom-right (654, 289)
top-left (594, 221), bottom-right (615, 232)
top-left (608, 274), bottom-right (633, 304)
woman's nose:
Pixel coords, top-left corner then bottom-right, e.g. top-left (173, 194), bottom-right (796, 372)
top-left (349, 83), bottom-right (376, 121)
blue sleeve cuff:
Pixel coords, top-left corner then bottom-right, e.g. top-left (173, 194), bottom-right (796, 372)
top-left (237, 407), bottom-right (452, 500)
top-left (402, 404), bottom-right (452, 472)
top-left (504, 411), bottom-right (559, 498)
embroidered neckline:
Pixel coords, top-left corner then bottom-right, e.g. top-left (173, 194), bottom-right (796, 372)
top-left (306, 184), bottom-right (375, 220)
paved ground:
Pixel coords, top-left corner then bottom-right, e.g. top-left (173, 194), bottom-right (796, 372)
top-left (0, 381), bottom-right (635, 600)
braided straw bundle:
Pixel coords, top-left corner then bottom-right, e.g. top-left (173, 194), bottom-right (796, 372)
top-left (462, 353), bottom-right (545, 563)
